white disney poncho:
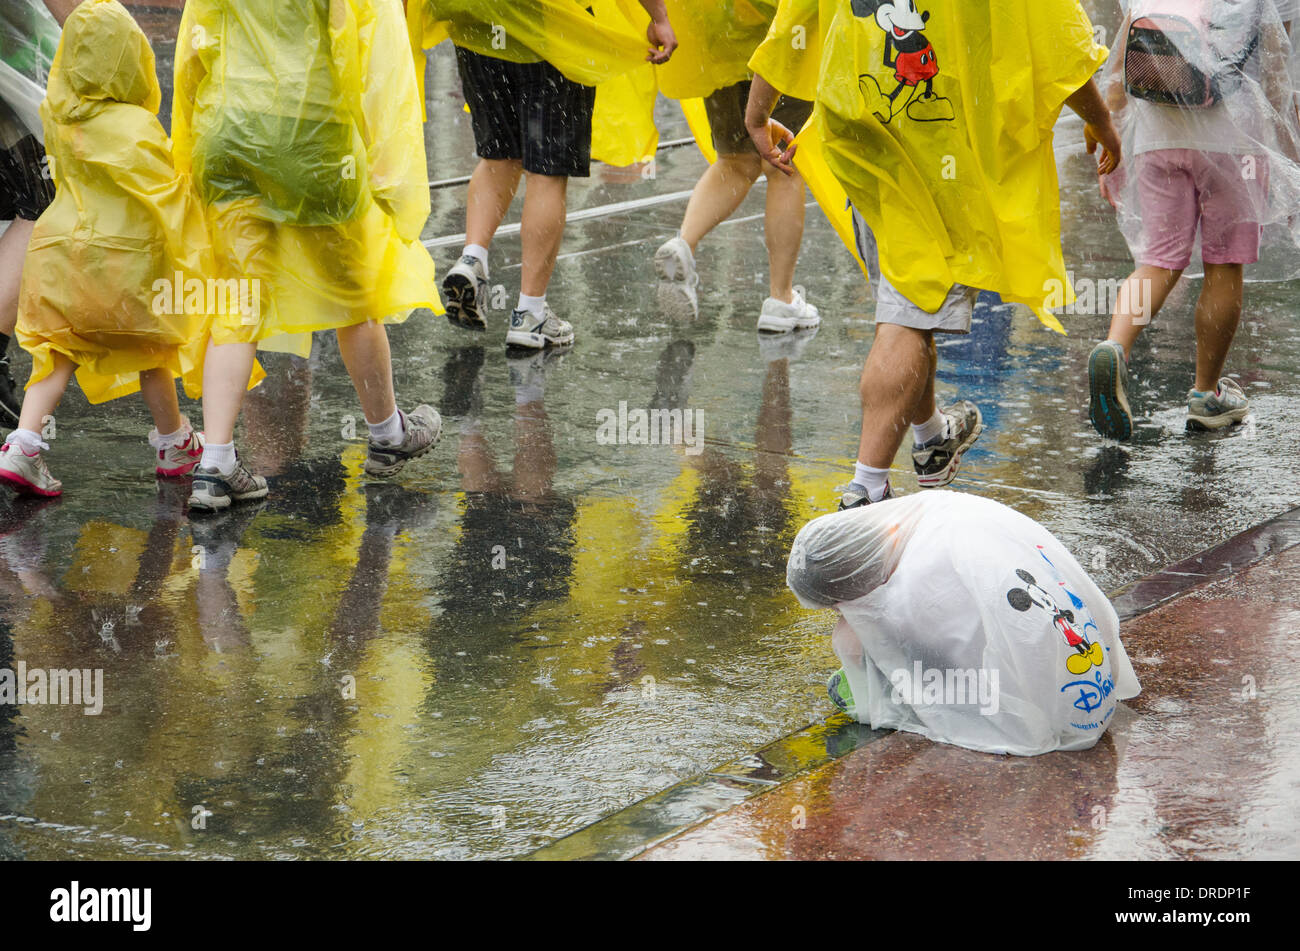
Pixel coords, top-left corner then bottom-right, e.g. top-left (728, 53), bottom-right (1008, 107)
top-left (787, 492), bottom-right (1141, 756)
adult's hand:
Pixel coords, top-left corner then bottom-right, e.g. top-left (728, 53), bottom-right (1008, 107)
top-left (638, 1), bottom-right (676, 63)
top-left (744, 73), bottom-right (796, 175)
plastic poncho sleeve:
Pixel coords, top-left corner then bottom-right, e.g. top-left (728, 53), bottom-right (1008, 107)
top-left (746, 0), bottom-right (830, 104)
top-left (356, 0), bottom-right (431, 241)
top-left (655, 0), bottom-right (776, 100)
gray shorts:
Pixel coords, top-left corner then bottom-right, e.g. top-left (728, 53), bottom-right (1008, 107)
top-left (851, 207), bottom-right (977, 334)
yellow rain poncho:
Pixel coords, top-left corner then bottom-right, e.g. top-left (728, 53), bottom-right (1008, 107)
top-left (17, 0), bottom-right (212, 403)
top-left (173, 0), bottom-right (441, 354)
top-left (407, 0), bottom-right (660, 167)
top-left (656, 1), bottom-right (777, 100)
top-left (813, 1), bottom-right (1107, 329)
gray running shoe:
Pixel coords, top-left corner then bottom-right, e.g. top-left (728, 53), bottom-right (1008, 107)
top-left (838, 480), bottom-right (894, 510)
top-left (188, 456), bottom-right (268, 513)
top-left (443, 254), bottom-right (490, 331)
top-left (1187, 377), bottom-right (1249, 431)
top-left (0, 441), bottom-right (61, 497)
top-left (912, 400), bottom-right (984, 488)
top-left (364, 404), bottom-right (442, 477)
top-left (654, 236), bottom-right (697, 284)
top-left (505, 304), bottom-right (574, 350)
top-left (1088, 340), bottom-right (1133, 440)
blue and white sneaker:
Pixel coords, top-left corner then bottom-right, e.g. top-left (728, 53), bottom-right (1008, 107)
top-left (1088, 340), bottom-right (1133, 440)
top-left (505, 304), bottom-right (574, 350)
top-left (1187, 377), bottom-right (1249, 431)
top-left (443, 254), bottom-right (490, 331)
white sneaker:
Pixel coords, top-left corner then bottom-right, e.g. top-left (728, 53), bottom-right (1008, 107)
top-left (0, 440), bottom-right (61, 497)
top-left (505, 304), bottom-right (574, 350)
top-left (654, 236), bottom-right (697, 285)
top-left (757, 289), bottom-right (821, 333)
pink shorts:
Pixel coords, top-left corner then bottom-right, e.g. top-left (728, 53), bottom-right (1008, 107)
top-left (1136, 149), bottom-right (1268, 269)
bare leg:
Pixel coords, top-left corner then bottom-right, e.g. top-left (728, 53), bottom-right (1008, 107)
top-left (200, 339), bottom-right (258, 445)
top-left (1105, 265), bottom-right (1183, 358)
top-left (336, 320), bottom-right (397, 424)
top-left (856, 324), bottom-right (934, 468)
top-left (0, 218), bottom-right (36, 339)
top-left (911, 335), bottom-right (938, 425)
top-left (1192, 263), bottom-right (1244, 392)
top-left (465, 158), bottom-right (523, 250)
top-left (138, 368), bottom-right (183, 435)
top-left (679, 154), bottom-right (761, 252)
top-left (17, 352), bottom-right (74, 432)
top-left (519, 173), bottom-right (569, 298)
top-left (763, 163), bottom-right (806, 303)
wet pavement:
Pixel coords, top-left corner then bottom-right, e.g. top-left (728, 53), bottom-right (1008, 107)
top-left (638, 517), bottom-right (1300, 861)
top-left (2, 2), bottom-right (1300, 860)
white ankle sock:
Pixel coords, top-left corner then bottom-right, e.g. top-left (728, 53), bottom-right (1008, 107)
top-left (912, 410), bottom-right (946, 446)
top-left (851, 462), bottom-right (890, 502)
top-left (201, 441), bottom-right (236, 474)
top-left (7, 428), bottom-right (47, 452)
top-left (149, 423), bottom-right (190, 451)
top-left (368, 409), bottom-right (405, 448)
top-left (516, 293), bottom-right (546, 317)
top-left (463, 244), bottom-right (489, 274)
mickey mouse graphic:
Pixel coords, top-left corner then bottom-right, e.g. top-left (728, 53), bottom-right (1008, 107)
top-left (1006, 568), bottom-right (1106, 676)
top-left (850, 0), bottom-right (955, 124)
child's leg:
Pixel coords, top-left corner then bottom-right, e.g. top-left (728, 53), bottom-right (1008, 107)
top-left (763, 163), bottom-right (806, 303)
top-left (1192, 263), bottom-right (1244, 392)
top-left (16, 351), bottom-right (75, 434)
top-left (679, 154), bottom-right (762, 252)
top-left (1104, 265), bottom-right (1183, 358)
top-left (200, 338), bottom-right (258, 445)
top-left (138, 368), bottom-right (183, 436)
top-left (335, 319), bottom-right (397, 424)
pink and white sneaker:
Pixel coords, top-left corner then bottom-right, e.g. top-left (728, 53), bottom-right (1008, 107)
top-left (152, 424), bottom-right (205, 478)
top-left (0, 441), bottom-right (62, 497)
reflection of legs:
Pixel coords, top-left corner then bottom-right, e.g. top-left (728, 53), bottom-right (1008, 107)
top-left (754, 358), bottom-right (792, 499)
top-left (1192, 263), bottom-right (1244, 392)
top-left (138, 368), bottom-right (183, 436)
top-left (679, 154), bottom-right (761, 252)
top-left (857, 324), bottom-right (934, 470)
top-left (15, 353), bottom-right (74, 433)
top-left (1105, 265), bottom-right (1182, 358)
top-left (513, 398), bottom-right (555, 503)
top-left (763, 164), bottom-right (806, 303)
top-left (466, 158), bottom-right (523, 249)
top-left (336, 320), bottom-right (397, 424)
top-left (519, 173), bottom-right (568, 297)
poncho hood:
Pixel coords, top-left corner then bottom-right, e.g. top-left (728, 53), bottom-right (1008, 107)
top-left (45, 0), bottom-right (160, 122)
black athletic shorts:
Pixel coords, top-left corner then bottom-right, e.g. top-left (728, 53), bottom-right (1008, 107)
top-left (703, 79), bottom-right (814, 157)
top-left (454, 46), bottom-right (597, 178)
top-left (0, 101), bottom-right (54, 220)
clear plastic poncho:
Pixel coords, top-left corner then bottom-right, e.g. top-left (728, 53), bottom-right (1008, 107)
top-left (174, 0), bottom-right (441, 354)
top-left (787, 492), bottom-right (1140, 756)
top-left (17, 0), bottom-right (214, 403)
top-left (1102, 0), bottom-right (1300, 282)
top-left (812, 0), bottom-right (1108, 332)
top-left (0, 0), bottom-right (59, 144)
